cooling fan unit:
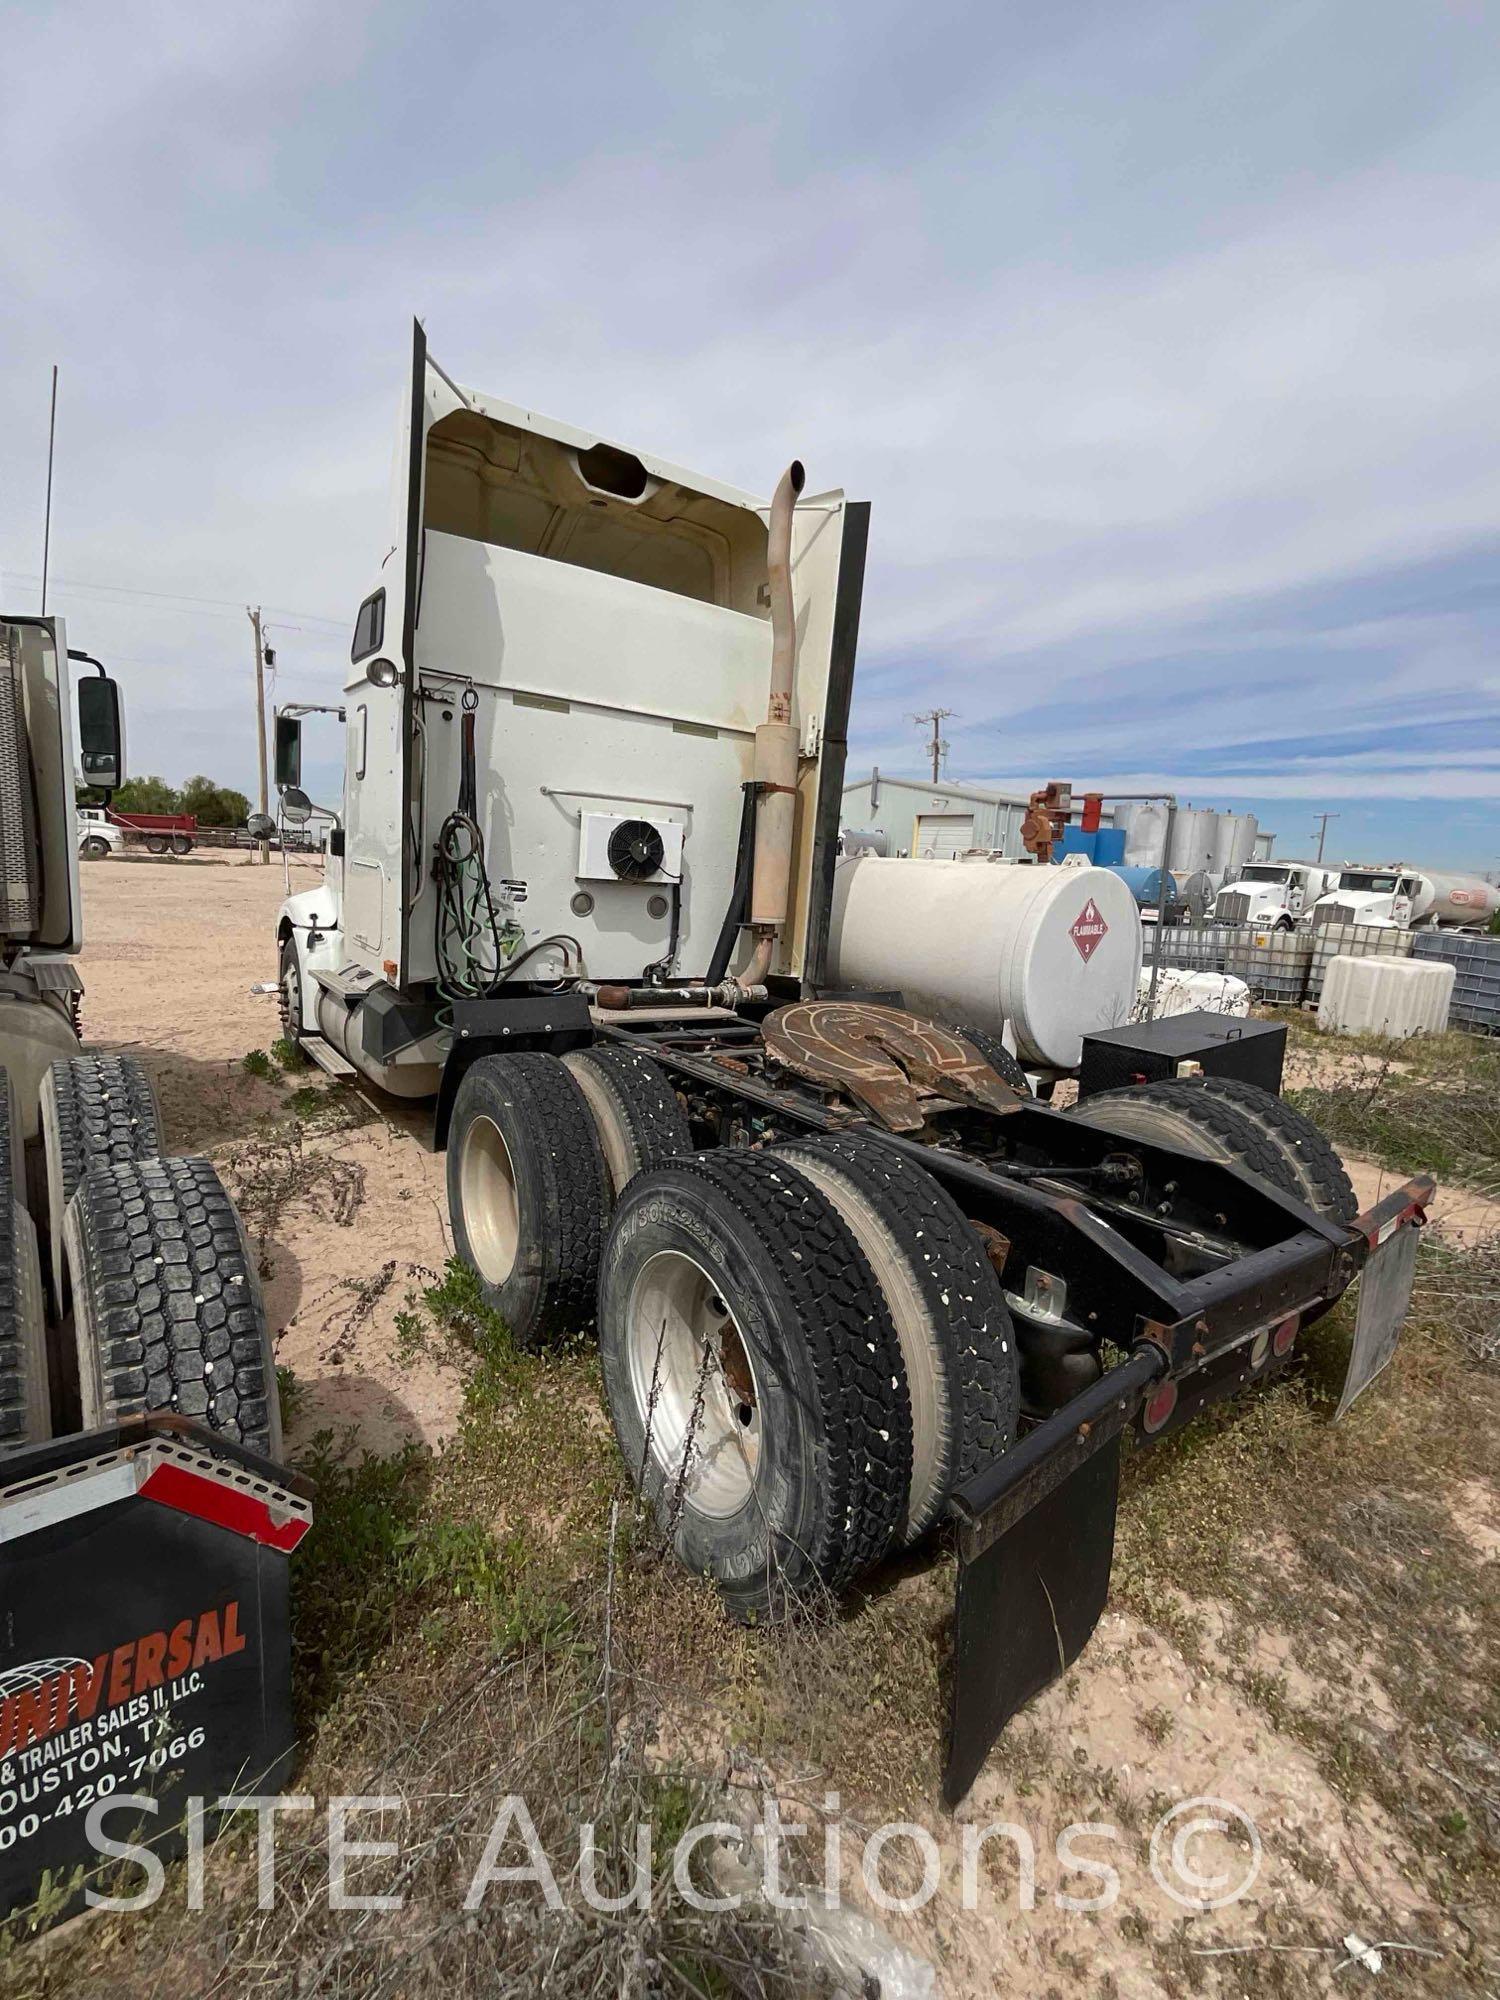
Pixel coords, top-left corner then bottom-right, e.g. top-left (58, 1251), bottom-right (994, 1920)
top-left (608, 818), bottom-right (666, 881)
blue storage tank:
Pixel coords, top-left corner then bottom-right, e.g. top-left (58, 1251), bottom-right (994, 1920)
top-left (1057, 826), bottom-right (1126, 864)
top-left (1101, 863), bottom-right (1167, 907)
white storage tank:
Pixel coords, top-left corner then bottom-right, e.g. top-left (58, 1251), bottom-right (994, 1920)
top-left (827, 856), bottom-right (1142, 1068)
top-left (1318, 956), bottom-right (1455, 1038)
top-left (1214, 811), bottom-right (1260, 881)
top-left (1119, 801), bottom-right (1165, 868)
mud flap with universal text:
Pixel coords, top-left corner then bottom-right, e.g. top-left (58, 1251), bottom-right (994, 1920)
top-left (0, 1419), bottom-right (311, 1928)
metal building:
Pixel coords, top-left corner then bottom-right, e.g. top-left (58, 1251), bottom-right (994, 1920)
top-left (839, 769), bottom-right (1108, 859)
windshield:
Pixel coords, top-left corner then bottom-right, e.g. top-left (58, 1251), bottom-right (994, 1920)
top-left (1339, 872), bottom-right (1401, 894)
top-left (1238, 866), bottom-right (1290, 884)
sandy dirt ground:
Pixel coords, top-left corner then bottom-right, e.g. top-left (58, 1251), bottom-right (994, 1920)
top-left (72, 858), bottom-right (1495, 1996)
top-left (77, 851), bottom-right (466, 1451)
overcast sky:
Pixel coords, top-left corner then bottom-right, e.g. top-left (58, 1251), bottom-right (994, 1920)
top-left (3, 0), bottom-right (1498, 870)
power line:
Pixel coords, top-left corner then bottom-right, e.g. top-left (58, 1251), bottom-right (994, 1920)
top-left (0, 566), bottom-right (348, 630)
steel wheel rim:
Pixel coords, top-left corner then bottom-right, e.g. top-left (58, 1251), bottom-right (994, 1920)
top-left (460, 1114), bottom-right (520, 1284)
top-left (279, 954), bottom-right (300, 1041)
top-left (626, 1250), bottom-right (761, 1518)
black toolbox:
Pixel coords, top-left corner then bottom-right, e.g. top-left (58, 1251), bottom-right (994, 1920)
top-left (1078, 1009), bottom-right (1287, 1099)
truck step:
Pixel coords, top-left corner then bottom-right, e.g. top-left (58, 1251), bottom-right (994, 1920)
top-left (299, 1035), bottom-right (356, 1079)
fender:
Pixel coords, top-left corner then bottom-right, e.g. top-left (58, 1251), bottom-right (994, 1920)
top-left (432, 991), bottom-right (594, 1149)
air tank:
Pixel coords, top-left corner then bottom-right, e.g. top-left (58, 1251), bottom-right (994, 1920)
top-left (827, 856), bottom-right (1142, 1068)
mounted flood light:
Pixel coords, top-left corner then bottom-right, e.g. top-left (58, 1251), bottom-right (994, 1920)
top-left (366, 657), bottom-right (400, 688)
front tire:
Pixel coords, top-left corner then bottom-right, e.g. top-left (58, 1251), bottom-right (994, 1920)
top-left (80, 836), bottom-right (112, 860)
top-left (278, 935), bottom-right (303, 1041)
top-left (598, 1152), bottom-right (912, 1619)
top-left (447, 1053), bottom-right (608, 1346)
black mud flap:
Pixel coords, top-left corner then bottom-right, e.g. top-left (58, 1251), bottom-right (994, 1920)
top-left (943, 1436), bottom-right (1124, 1806)
top-left (941, 1344), bottom-right (1163, 1807)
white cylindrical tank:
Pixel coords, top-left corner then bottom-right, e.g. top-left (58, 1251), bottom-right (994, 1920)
top-left (1119, 801), bottom-right (1164, 867)
top-left (1418, 872), bottom-right (1500, 928)
top-left (1214, 812), bottom-right (1259, 880)
top-left (1168, 808), bottom-right (1219, 877)
top-left (827, 857), bottom-right (1143, 1068)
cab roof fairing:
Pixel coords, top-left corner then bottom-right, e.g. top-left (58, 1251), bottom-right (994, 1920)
top-left (427, 358), bottom-right (779, 521)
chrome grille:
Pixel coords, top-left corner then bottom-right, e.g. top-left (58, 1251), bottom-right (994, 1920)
top-left (1215, 891), bottom-right (1252, 924)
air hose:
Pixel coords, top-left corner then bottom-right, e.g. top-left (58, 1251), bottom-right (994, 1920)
top-left (433, 690), bottom-right (582, 1007)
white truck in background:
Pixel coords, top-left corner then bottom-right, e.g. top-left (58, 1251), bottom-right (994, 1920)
top-left (1212, 861), bottom-right (1338, 930)
top-left (1306, 864), bottom-right (1500, 932)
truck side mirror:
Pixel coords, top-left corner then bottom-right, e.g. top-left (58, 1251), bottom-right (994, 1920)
top-left (245, 812), bottom-right (276, 841)
top-left (274, 713), bottom-right (302, 789)
top-left (77, 675), bottom-right (125, 793)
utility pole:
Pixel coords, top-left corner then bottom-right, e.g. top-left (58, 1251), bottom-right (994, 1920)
top-left (911, 708), bottom-right (955, 785)
top-left (1311, 811), bottom-right (1339, 863)
top-left (247, 607), bottom-right (270, 864)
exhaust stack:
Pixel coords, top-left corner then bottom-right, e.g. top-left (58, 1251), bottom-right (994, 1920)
top-left (746, 460), bottom-right (806, 974)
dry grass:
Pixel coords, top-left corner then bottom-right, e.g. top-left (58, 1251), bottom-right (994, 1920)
top-left (4, 1032), bottom-right (1497, 1997)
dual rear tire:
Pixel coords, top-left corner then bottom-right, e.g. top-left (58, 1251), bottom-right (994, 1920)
top-left (446, 1046), bottom-right (1021, 1619)
top-left (1067, 1074), bottom-right (1357, 1222)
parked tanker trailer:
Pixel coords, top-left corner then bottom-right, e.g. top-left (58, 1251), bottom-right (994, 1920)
top-left (1307, 864), bottom-right (1500, 931)
top-left (263, 326), bottom-right (1432, 1804)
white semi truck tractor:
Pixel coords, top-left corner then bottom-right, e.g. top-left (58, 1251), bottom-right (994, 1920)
top-left (1213, 860), bottom-right (1339, 930)
top-left (1306, 864), bottom-right (1500, 932)
top-left (0, 615), bottom-right (279, 1459)
top-left (265, 327), bottom-right (1432, 1804)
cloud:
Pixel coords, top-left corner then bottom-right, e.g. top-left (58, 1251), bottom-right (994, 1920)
top-left (1, 0), bottom-right (1497, 862)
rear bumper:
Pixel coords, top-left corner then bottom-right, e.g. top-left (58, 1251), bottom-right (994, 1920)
top-left (940, 1174), bottom-right (1434, 1805)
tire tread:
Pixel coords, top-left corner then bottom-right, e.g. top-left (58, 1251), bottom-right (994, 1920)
top-left (67, 1155), bottom-right (279, 1456)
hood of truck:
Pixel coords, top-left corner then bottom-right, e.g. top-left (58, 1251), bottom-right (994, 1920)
top-left (1313, 891), bottom-right (1396, 926)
